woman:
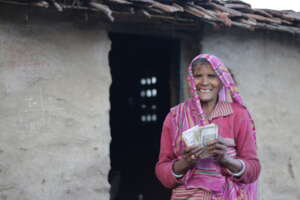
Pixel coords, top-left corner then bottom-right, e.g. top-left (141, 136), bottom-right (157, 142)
top-left (155, 54), bottom-right (260, 200)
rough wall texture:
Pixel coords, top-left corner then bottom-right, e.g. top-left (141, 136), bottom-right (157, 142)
top-left (0, 12), bottom-right (111, 200)
top-left (201, 27), bottom-right (300, 200)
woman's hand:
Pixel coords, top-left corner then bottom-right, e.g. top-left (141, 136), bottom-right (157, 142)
top-left (207, 137), bottom-right (244, 174)
top-left (183, 145), bottom-right (209, 164)
top-left (173, 145), bottom-right (208, 176)
top-left (206, 137), bottom-right (229, 164)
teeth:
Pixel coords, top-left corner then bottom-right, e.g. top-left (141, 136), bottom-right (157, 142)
top-left (199, 89), bottom-right (211, 92)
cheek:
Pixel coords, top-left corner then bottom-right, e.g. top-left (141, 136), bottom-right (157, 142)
top-left (194, 78), bottom-right (201, 86)
top-left (213, 80), bottom-right (222, 90)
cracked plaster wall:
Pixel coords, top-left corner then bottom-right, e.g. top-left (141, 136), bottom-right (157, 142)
top-left (0, 10), bottom-right (111, 200)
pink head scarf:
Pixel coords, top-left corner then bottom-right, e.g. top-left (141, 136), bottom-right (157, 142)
top-left (187, 54), bottom-right (246, 126)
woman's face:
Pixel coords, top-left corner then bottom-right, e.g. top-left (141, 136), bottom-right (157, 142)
top-left (192, 63), bottom-right (222, 106)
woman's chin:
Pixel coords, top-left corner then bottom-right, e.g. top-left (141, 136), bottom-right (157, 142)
top-left (198, 95), bottom-right (212, 102)
top-left (199, 97), bottom-right (217, 105)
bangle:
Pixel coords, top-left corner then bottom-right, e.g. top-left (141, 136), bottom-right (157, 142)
top-left (228, 159), bottom-right (246, 177)
top-left (172, 170), bottom-right (184, 178)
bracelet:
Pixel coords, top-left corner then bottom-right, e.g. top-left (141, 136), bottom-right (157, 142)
top-left (172, 170), bottom-right (184, 178)
top-left (228, 159), bottom-right (246, 177)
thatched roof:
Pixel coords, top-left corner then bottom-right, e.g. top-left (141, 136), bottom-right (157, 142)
top-left (1, 0), bottom-right (300, 35)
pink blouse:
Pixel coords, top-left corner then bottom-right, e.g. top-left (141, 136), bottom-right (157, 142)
top-left (155, 102), bottom-right (260, 189)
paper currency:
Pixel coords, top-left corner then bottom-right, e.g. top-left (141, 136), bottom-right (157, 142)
top-left (182, 125), bottom-right (202, 146)
top-left (182, 123), bottom-right (218, 147)
top-left (200, 123), bottom-right (218, 146)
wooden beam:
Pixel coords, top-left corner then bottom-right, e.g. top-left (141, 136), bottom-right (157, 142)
top-left (108, 0), bottom-right (132, 5)
top-left (210, 2), bottom-right (242, 17)
top-left (244, 13), bottom-right (282, 24)
top-left (231, 21), bottom-right (254, 30)
top-left (49, 0), bottom-right (63, 12)
top-left (90, 1), bottom-right (114, 22)
top-left (151, 1), bottom-right (183, 13)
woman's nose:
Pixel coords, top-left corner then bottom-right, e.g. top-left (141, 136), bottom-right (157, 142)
top-left (200, 76), bottom-right (209, 85)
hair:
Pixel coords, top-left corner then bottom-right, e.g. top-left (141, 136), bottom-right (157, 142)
top-left (191, 57), bottom-right (237, 85)
top-left (191, 58), bottom-right (210, 71)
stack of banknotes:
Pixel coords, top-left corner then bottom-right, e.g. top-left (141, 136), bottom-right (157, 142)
top-left (182, 123), bottom-right (218, 147)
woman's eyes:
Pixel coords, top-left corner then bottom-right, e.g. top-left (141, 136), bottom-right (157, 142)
top-left (193, 74), bottom-right (217, 78)
top-left (193, 74), bottom-right (202, 78)
top-left (208, 74), bottom-right (218, 78)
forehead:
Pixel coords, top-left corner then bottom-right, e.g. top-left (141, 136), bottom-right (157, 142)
top-left (192, 63), bottom-right (215, 73)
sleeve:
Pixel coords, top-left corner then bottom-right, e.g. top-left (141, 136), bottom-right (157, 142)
top-left (232, 106), bottom-right (261, 184)
top-left (155, 112), bottom-right (182, 189)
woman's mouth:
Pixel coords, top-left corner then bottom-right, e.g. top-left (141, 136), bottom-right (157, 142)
top-left (198, 89), bottom-right (212, 93)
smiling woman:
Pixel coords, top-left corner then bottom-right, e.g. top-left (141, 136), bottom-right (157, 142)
top-left (155, 54), bottom-right (260, 200)
top-left (191, 58), bottom-right (222, 117)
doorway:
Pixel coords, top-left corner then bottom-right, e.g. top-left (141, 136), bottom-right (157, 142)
top-left (109, 33), bottom-right (179, 200)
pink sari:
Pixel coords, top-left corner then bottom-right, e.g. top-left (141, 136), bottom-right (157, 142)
top-left (170, 54), bottom-right (258, 200)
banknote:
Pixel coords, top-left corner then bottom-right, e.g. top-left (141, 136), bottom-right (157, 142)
top-left (182, 123), bottom-right (218, 147)
top-left (200, 123), bottom-right (218, 146)
top-left (182, 125), bottom-right (202, 146)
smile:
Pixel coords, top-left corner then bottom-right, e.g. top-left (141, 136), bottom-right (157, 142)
top-left (199, 89), bottom-right (212, 93)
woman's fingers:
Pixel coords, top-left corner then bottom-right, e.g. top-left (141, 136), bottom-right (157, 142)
top-left (188, 146), bottom-right (203, 160)
top-left (190, 146), bottom-right (212, 160)
top-left (183, 141), bottom-right (228, 161)
top-left (208, 143), bottom-right (227, 151)
top-left (217, 136), bottom-right (227, 145)
top-left (207, 139), bottom-right (218, 146)
top-left (190, 154), bottom-right (197, 160)
top-left (183, 146), bottom-right (207, 162)
top-left (190, 146), bottom-right (203, 154)
top-left (209, 148), bottom-right (226, 155)
top-left (183, 146), bottom-right (199, 163)
top-left (207, 140), bottom-right (227, 158)
top-left (207, 137), bottom-right (226, 146)
top-left (183, 145), bottom-right (198, 154)
top-left (195, 148), bottom-right (210, 159)
top-left (183, 146), bottom-right (202, 155)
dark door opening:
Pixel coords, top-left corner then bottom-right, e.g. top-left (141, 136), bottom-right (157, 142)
top-left (109, 33), bottom-right (179, 200)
